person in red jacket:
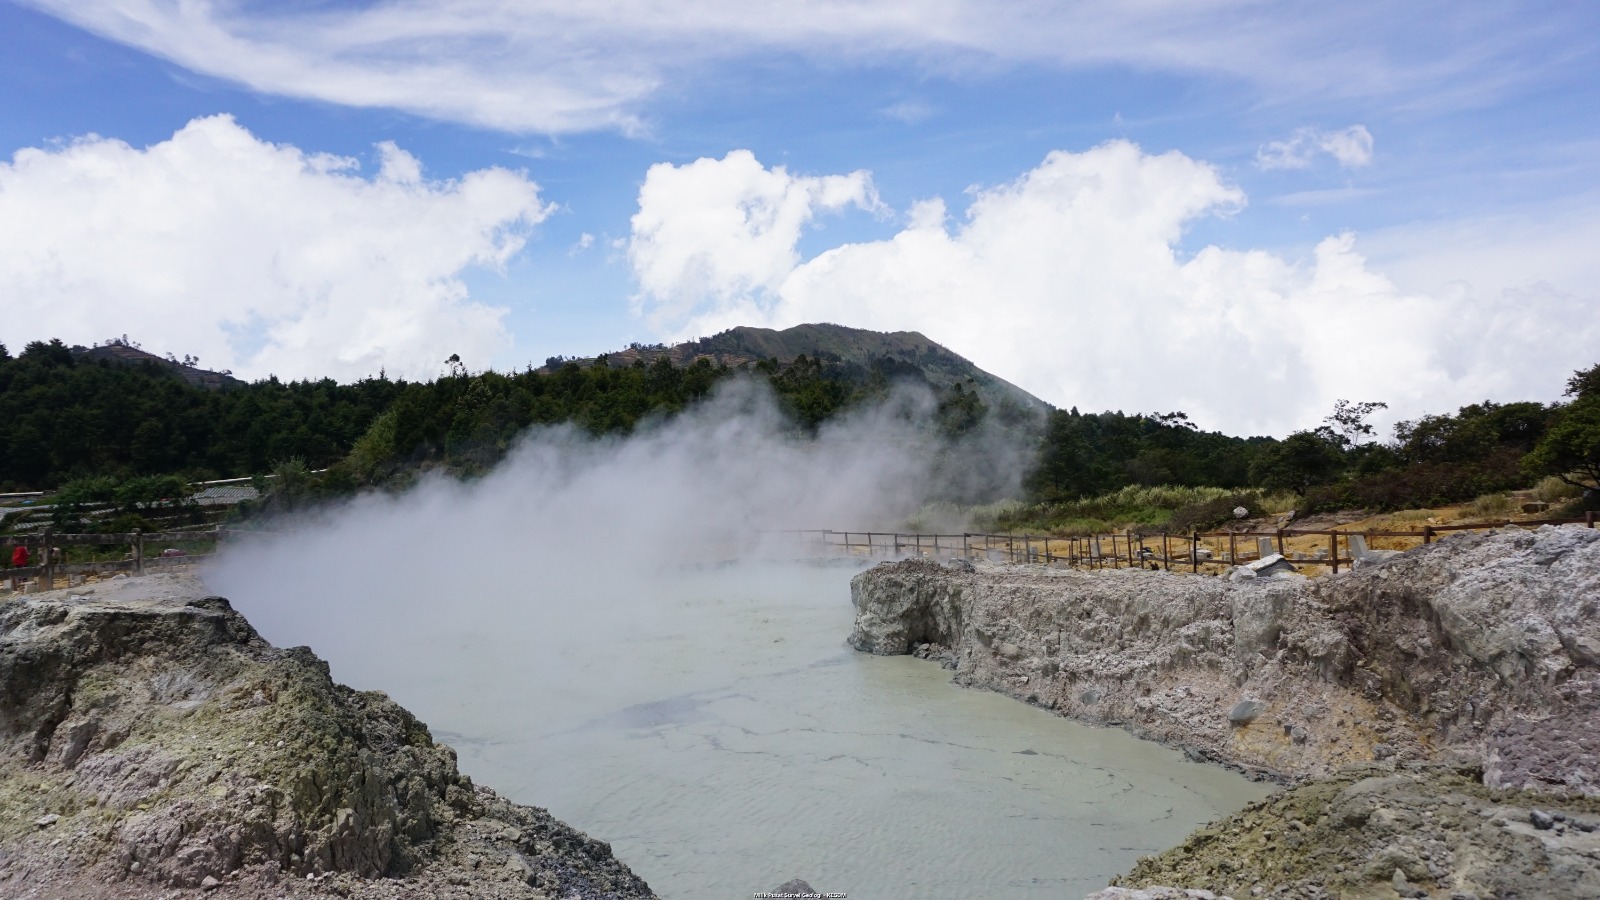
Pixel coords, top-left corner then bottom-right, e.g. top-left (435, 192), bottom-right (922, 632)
top-left (8, 545), bottom-right (27, 590)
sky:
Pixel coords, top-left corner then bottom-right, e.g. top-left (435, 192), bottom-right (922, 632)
top-left (1, 0), bottom-right (1597, 437)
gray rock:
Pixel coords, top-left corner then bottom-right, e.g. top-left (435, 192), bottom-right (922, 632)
top-left (1229, 699), bottom-right (1266, 726)
top-left (0, 573), bottom-right (660, 899)
top-left (946, 557), bottom-right (976, 573)
top-left (772, 878), bottom-right (817, 894)
top-left (850, 526), bottom-right (1600, 791)
top-left (200, 875), bottom-right (221, 890)
top-left (1531, 809), bottom-right (1556, 830)
top-left (1243, 553), bottom-right (1297, 577)
top-left (504, 852), bottom-right (536, 883)
top-left (1083, 888), bottom-right (1222, 899)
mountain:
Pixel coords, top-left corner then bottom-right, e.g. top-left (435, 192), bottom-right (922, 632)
top-left (72, 341), bottom-right (242, 390)
top-left (543, 323), bottom-right (1051, 415)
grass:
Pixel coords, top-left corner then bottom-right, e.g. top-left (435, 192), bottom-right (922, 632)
top-left (1533, 475), bottom-right (1583, 504)
top-left (903, 477), bottom-right (1579, 538)
top-left (1464, 492), bottom-right (1512, 520)
top-left (975, 485), bottom-right (1299, 536)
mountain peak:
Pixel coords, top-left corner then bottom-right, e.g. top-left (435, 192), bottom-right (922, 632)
top-left (542, 323), bottom-right (1049, 413)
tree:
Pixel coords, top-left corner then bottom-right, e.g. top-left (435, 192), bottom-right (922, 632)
top-left (1323, 399), bottom-right (1387, 449)
top-left (1526, 363), bottom-right (1600, 500)
top-left (1249, 430), bottom-right (1346, 495)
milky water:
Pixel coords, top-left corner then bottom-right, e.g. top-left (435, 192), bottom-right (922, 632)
top-left (222, 561), bottom-right (1270, 900)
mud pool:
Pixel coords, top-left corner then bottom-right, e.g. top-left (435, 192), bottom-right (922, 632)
top-left (216, 560), bottom-right (1271, 899)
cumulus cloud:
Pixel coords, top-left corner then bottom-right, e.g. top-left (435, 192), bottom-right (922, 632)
top-left (627, 142), bottom-right (1600, 437)
top-left (1257, 125), bottom-right (1375, 170)
top-left (19, 1), bottom-right (1573, 133)
top-left (0, 115), bottom-right (552, 382)
top-left (628, 150), bottom-right (881, 324)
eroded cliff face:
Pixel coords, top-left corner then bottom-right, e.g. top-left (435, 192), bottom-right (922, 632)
top-left (0, 574), bottom-right (656, 900)
top-left (850, 526), bottom-right (1600, 792)
top-left (852, 526), bottom-right (1600, 899)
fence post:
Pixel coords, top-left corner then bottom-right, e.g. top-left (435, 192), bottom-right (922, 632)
top-left (135, 528), bottom-right (145, 574)
top-left (1161, 532), bottom-right (1170, 570)
top-left (1588, 512), bottom-right (1596, 529)
top-left (1423, 525), bottom-right (1434, 545)
top-left (39, 529), bottom-right (54, 591)
top-left (1276, 529), bottom-right (1286, 558)
top-left (962, 533), bottom-right (970, 558)
top-left (1229, 532), bottom-right (1237, 565)
top-left (1192, 532), bottom-right (1200, 573)
top-left (1330, 532), bottom-right (1339, 574)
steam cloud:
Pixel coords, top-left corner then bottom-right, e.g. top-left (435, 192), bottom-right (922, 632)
top-left (207, 376), bottom-right (1029, 698)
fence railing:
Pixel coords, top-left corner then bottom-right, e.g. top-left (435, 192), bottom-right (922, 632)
top-left (2, 527), bottom-right (223, 591)
top-left (6, 513), bottom-right (1597, 591)
top-left (771, 512), bottom-right (1598, 574)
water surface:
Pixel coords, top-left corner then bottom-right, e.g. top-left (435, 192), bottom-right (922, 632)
top-left (222, 560), bottom-right (1270, 899)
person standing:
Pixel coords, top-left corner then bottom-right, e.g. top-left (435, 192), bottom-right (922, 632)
top-left (9, 545), bottom-right (28, 591)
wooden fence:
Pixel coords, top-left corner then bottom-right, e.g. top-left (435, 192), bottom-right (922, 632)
top-left (5, 513), bottom-right (1596, 592)
top-left (772, 512), bottom-right (1597, 574)
top-left (2, 528), bottom-right (222, 591)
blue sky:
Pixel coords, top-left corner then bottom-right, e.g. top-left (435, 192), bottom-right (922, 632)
top-left (2, 1), bottom-right (1597, 435)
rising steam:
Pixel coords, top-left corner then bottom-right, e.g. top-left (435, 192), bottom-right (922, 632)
top-left (206, 375), bottom-right (1030, 694)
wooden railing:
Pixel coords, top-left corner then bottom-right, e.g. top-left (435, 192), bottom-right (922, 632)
top-left (772, 512), bottom-right (1597, 574)
top-left (2, 528), bottom-right (222, 591)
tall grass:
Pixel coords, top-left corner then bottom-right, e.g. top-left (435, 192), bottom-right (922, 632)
top-left (978, 485), bottom-right (1296, 535)
top-left (1533, 476), bottom-right (1583, 504)
top-left (1464, 492), bottom-right (1511, 519)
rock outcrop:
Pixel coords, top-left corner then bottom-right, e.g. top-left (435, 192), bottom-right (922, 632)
top-left (1116, 764), bottom-right (1600, 899)
top-left (851, 526), bottom-right (1600, 791)
top-left (0, 574), bottom-right (657, 899)
top-left (850, 526), bottom-right (1600, 897)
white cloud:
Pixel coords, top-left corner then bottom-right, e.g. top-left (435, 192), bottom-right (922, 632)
top-left (1257, 125), bottom-right (1375, 170)
top-left (627, 142), bottom-right (1600, 436)
top-left (0, 115), bottom-right (552, 381)
top-left (880, 99), bottom-right (938, 124)
top-left (628, 150), bottom-right (881, 324)
top-left (18, 1), bottom-right (1574, 133)
top-left (568, 232), bottom-right (596, 256)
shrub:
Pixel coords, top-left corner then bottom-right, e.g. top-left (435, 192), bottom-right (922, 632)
top-left (1165, 494), bottom-right (1264, 534)
top-left (1533, 475), bottom-right (1583, 504)
top-left (1301, 449), bottom-right (1526, 514)
top-left (1464, 493), bottom-right (1511, 519)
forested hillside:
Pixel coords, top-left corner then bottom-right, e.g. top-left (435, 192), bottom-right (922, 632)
top-left (1, 333), bottom-right (1595, 531)
top-left (0, 335), bottom-right (1024, 495)
top-left (548, 322), bottom-right (1051, 417)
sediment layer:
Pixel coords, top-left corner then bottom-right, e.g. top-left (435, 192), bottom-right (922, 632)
top-left (850, 526), bottom-right (1600, 897)
top-left (0, 574), bottom-right (657, 900)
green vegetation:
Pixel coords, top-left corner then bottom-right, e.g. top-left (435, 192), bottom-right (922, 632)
top-left (981, 485), bottom-right (1296, 536)
top-left (981, 366), bottom-right (1597, 534)
top-left (0, 337), bottom-right (1022, 501)
top-left (0, 339), bottom-right (399, 489)
top-left (2, 332), bottom-right (1595, 535)
top-left (1523, 363), bottom-right (1600, 497)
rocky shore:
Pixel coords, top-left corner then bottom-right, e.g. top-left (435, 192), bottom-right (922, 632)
top-left (0, 574), bottom-right (657, 900)
top-left (850, 526), bottom-right (1600, 898)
